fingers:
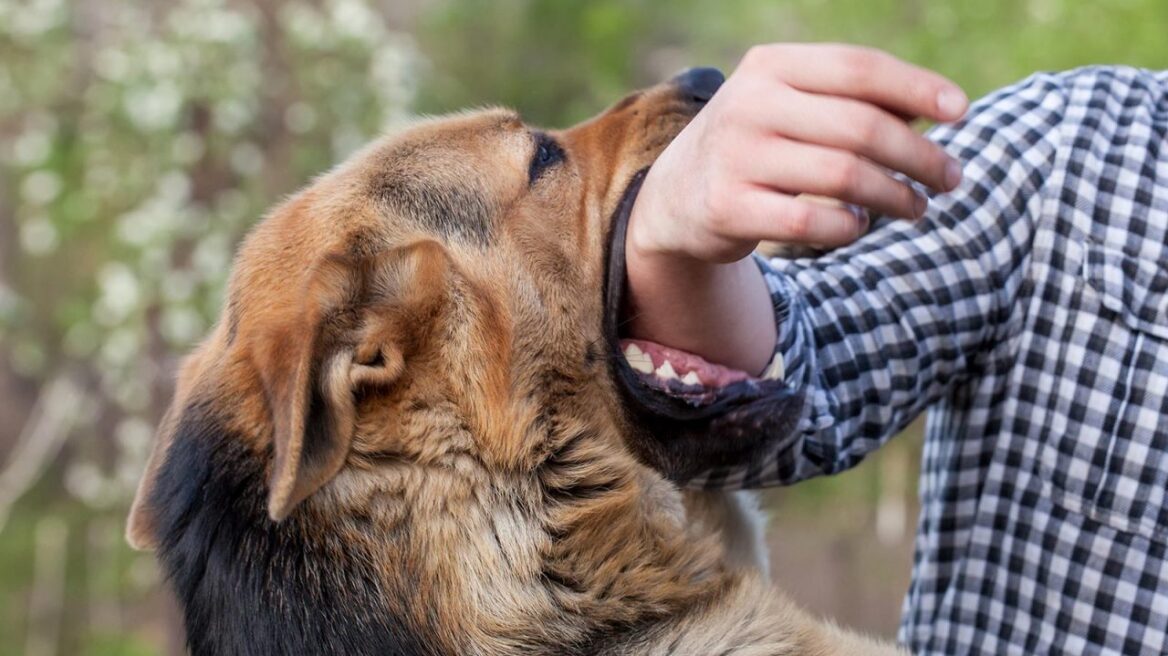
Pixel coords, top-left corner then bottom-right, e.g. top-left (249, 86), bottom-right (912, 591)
top-left (628, 43), bottom-right (970, 261)
top-left (722, 186), bottom-right (867, 248)
top-left (756, 87), bottom-right (962, 192)
top-left (739, 43), bottom-right (969, 123)
top-left (739, 138), bottom-right (925, 219)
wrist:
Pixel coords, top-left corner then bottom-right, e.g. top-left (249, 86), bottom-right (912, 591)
top-left (625, 175), bottom-right (674, 262)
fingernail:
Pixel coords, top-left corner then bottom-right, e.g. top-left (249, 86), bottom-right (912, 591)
top-left (848, 204), bottom-right (870, 234)
top-left (913, 193), bottom-right (928, 218)
top-left (937, 88), bottom-right (968, 119)
top-left (944, 158), bottom-right (963, 190)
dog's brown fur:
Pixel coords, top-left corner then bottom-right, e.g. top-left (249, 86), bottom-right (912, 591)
top-left (127, 75), bottom-right (904, 655)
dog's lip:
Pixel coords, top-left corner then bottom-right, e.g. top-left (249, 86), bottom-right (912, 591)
top-left (602, 169), bottom-right (704, 419)
top-left (600, 170), bottom-right (806, 482)
top-left (601, 171), bottom-right (789, 421)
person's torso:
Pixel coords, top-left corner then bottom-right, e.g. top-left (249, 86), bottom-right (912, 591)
top-left (904, 66), bottom-right (1168, 655)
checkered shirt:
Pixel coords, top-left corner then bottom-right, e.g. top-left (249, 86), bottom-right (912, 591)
top-left (695, 67), bottom-right (1168, 654)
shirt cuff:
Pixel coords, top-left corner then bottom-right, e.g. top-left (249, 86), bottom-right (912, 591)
top-left (751, 253), bottom-right (837, 434)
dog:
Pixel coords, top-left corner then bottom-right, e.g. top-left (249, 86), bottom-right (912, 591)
top-left (126, 67), bottom-right (904, 655)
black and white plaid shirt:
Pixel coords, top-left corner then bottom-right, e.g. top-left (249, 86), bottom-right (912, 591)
top-left (696, 67), bottom-right (1168, 654)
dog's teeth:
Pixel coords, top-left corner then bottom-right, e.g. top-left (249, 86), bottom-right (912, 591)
top-left (681, 371), bottom-right (702, 386)
top-left (629, 357), bottom-right (654, 374)
top-left (623, 343), bottom-right (654, 373)
top-left (762, 353), bottom-right (785, 381)
top-left (655, 361), bottom-right (678, 380)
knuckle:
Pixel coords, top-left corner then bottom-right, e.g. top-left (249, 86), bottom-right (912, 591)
top-left (740, 45), bottom-right (769, 70)
top-left (851, 109), bottom-right (883, 146)
top-left (702, 178), bottom-right (735, 224)
top-left (720, 81), bottom-right (761, 121)
top-left (740, 43), bottom-right (789, 75)
top-left (836, 46), bottom-right (877, 83)
top-left (826, 155), bottom-right (862, 194)
top-left (909, 78), bottom-right (942, 112)
top-left (782, 204), bottom-right (813, 239)
top-left (706, 208), bottom-right (734, 235)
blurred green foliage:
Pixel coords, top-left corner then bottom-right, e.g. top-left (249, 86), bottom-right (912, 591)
top-left (0, 0), bottom-right (1164, 653)
top-left (0, 0), bottom-right (414, 652)
top-left (416, 0), bottom-right (1168, 125)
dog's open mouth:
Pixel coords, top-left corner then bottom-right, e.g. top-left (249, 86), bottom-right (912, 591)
top-left (601, 170), bottom-right (806, 481)
top-left (616, 336), bottom-right (786, 402)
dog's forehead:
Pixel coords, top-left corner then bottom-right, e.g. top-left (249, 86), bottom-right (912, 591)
top-left (365, 110), bottom-right (532, 244)
top-left (381, 109), bottom-right (528, 162)
top-left (230, 110), bottom-right (532, 289)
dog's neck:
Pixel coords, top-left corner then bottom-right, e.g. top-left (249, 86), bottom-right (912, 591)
top-left (151, 382), bottom-right (886, 655)
top-left (341, 380), bottom-right (745, 651)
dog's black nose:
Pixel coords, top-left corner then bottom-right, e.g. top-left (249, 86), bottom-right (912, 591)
top-left (672, 67), bottom-right (724, 103)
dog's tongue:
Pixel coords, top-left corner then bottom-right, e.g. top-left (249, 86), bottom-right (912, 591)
top-left (618, 338), bottom-right (752, 388)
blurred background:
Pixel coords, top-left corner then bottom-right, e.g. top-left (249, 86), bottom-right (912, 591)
top-left (0, 0), bottom-right (1164, 652)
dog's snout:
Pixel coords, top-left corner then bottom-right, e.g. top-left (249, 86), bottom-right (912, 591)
top-left (672, 67), bottom-right (724, 104)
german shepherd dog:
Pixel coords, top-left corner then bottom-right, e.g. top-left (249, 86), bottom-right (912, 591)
top-left (127, 68), bottom-right (904, 655)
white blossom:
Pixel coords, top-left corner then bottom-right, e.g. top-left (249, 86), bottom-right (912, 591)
top-left (229, 142), bottom-right (264, 176)
top-left (11, 129), bottom-right (52, 166)
top-left (285, 102), bottom-right (318, 134)
top-left (170, 132), bottom-right (205, 165)
top-left (124, 82), bottom-right (183, 131)
top-left (0, 0), bottom-right (418, 517)
top-left (95, 262), bottom-right (142, 325)
top-left (21, 170), bottom-right (61, 205)
top-left (19, 215), bottom-right (59, 255)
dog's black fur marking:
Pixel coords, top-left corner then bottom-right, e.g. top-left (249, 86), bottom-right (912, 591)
top-left (608, 92), bottom-right (643, 113)
top-left (149, 401), bottom-right (433, 656)
top-left (376, 173), bottom-right (492, 245)
top-left (224, 294), bottom-right (241, 345)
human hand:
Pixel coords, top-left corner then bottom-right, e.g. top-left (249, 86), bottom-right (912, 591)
top-left (631, 43), bottom-right (968, 262)
top-left (624, 44), bottom-right (968, 374)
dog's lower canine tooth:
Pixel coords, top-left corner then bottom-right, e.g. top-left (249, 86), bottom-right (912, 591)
top-left (762, 353), bottom-right (785, 381)
top-left (655, 361), bottom-right (679, 380)
top-left (623, 344), bottom-right (655, 373)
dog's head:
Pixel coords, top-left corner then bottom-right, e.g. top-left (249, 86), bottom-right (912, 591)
top-left (127, 67), bottom-right (796, 552)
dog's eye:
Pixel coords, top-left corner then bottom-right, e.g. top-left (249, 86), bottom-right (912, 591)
top-left (528, 133), bottom-right (564, 185)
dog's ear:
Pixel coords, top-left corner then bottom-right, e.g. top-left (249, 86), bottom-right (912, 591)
top-left (259, 253), bottom-right (366, 522)
top-left (264, 241), bottom-right (449, 521)
top-left (125, 240), bottom-right (451, 547)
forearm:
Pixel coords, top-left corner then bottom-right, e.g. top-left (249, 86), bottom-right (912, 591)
top-left (707, 74), bottom-right (1063, 486)
top-left (623, 243), bottom-right (775, 376)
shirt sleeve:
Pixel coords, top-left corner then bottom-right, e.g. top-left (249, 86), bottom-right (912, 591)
top-left (691, 72), bottom-right (1068, 488)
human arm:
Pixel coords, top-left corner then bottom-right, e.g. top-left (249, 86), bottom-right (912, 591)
top-left (625, 43), bottom-right (968, 376)
top-left (625, 53), bottom-right (1067, 485)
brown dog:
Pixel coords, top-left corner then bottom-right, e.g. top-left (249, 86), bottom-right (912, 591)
top-left (126, 69), bottom-right (904, 655)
